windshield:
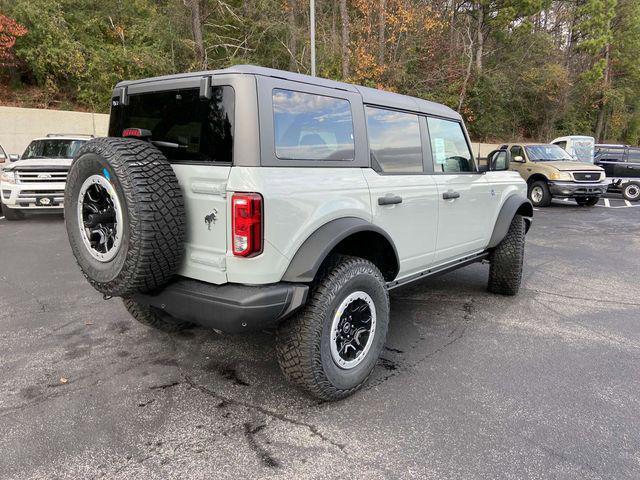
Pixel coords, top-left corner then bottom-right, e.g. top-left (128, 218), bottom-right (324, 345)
top-left (22, 139), bottom-right (87, 160)
top-left (571, 139), bottom-right (594, 163)
top-left (525, 145), bottom-right (574, 162)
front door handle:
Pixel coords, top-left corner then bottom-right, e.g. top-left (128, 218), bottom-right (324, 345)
top-left (442, 190), bottom-right (460, 200)
top-left (378, 194), bottom-right (403, 206)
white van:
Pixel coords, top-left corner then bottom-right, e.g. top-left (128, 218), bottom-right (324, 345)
top-left (551, 135), bottom-right (595, 164)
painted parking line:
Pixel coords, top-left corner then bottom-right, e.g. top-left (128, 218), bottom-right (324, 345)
top-left (552, 197), bottom-right (638, 208)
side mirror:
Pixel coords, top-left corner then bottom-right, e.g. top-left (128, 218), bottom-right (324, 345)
top-left (487, 149), bottom-right (510, 171)
top-left (9, 154), bottom-right (20, 162)
top-left (512, 155), bottom-right (524, 163)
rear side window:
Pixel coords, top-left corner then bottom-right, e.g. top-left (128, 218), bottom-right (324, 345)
top-left (427, 117), bottom-right (474, 172)
top-left (365, 107), bottom-right (423, 173)
top-left (272, 89), bottom-right (354, 161)
top-left (109, 86), bottom-right (234, 163)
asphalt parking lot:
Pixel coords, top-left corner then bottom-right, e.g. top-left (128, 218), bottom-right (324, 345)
top-left (1, 200), bottom-right (639, 480)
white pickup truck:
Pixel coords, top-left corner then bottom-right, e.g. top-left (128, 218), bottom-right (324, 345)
top-left (63, 65), bottom-right (532, 400)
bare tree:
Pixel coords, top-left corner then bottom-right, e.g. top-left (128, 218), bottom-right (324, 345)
top-left (340, 0), bottom-right (350, 78)
top-left (378, 0), bottom-right (386, 65)
top-left (184, 0), bottom-right (207, 69)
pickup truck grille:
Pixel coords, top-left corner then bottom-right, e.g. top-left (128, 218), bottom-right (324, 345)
top-left (573, 172), bottom-right (602, 182)
top-left (16, 170), bottom-right (68, 183)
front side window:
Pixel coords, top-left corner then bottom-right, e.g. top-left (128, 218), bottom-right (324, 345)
top-left (595, 147), bottom-right (624, 162)
top-left (109, 86), bottom-right (234, 163)
top-left (22, 139), bottom-right (87, 159)
top-left (427, 117), bottom-right (474, 173)
top-left (365, 107), bottom-right (422, 173)
top-left (525, 145), bottom-right (574, 162)
top-left (626, 148), bottom-right (640, 163)
top-left (510, 145), bottom-right (524, 161)
top-left (273, 89), bottom-right (354, 161)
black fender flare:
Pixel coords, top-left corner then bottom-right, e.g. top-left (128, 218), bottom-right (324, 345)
top-left (282, 217), bottom-right (400, 283)
top-left (487, 195), bottom-right (533, 248)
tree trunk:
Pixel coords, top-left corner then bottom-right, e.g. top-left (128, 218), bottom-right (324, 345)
top-left (594, 43), bottom-right (611, 142)
top-left (378, 0), bottom-right (386, 66)
top-left (475, 2), bottom-right (484, 72)
top-left (288, 0), bottom-right (298, 71)
top-left (185, 0), bottom-right (206, 69)
top-left (339, 0), bottom-right (350, 78)
top-left (458, 42), bottom-right (474, 112)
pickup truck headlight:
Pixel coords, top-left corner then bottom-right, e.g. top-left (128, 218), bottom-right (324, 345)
top-left (0, 170), bottom-right (16, 184)
top-left (549, 170), bottom-right (571, 181)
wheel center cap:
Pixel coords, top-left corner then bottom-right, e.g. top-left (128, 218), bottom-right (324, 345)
top-left (342, 322), bottom-right (351, 333)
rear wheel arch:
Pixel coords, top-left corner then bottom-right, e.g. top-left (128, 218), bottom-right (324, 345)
top-left (282, 217), bottom-right (400, 283)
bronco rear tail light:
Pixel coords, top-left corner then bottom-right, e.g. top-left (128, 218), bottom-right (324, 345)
top-left (122, 128), bottom-right (152, 138)
top-left (232, 193), bottom-right (263, 257)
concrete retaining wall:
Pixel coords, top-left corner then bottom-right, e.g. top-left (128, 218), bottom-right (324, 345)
top-left (0, 106), bottom-right (109, 157)
top-left (0, 106), bottom-right (502, 162)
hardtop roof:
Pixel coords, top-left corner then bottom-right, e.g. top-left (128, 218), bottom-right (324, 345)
top-left (115, 64), bottom-right (460, 120)
top-left (31, 136), bottom-right (92, 142)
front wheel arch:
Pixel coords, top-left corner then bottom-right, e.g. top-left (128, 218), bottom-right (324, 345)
top-left (487, 196), bottom-right (532, 249)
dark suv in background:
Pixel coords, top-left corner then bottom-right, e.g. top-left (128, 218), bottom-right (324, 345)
top-left (594, 144), bottom-right (640, 202)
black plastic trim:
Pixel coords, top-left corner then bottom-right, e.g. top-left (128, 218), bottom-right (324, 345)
top-left (386, 251), bottom-right (489, 290)
top-left (133, 278), bottom-right (309, 333)
top-left (282, 217), bottom-right (400, 283)
top-left (488, 195), bottom-right (533, 248)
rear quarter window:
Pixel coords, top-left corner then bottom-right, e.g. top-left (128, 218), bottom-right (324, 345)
top-left (109, 86), bottom-right (234, 164)
top-left (272, 89), bottom-right (355, 161)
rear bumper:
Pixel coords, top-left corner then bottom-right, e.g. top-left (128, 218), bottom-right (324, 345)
top-left (133, 278), bottom-right (309, 333)
top-left (548, 181), bottom-right (607, 198)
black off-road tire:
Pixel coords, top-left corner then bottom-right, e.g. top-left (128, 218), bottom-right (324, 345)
top-left (575, 197), bottom-right (599, 207)
top-left (1, 203), bottom-right (24, 220)
top-left (65, 137), bottom-right (185, 297)
top-left (528, 180), bottom-right (552, 207)
top-left (276, 255), bottom-right (389, 401)
top-left (488, 214), bottom-right (525, 296)
top-left (123, 298), bottom-right (193, 333)
top-left (622, 182), bottom-right (640, 202)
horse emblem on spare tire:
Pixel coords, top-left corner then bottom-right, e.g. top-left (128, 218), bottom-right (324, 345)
top-left (204, 209), bottom-right (218, 230)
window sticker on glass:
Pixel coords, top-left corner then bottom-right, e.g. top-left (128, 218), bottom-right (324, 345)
top-left (433, 138), bottom-right (446, 165)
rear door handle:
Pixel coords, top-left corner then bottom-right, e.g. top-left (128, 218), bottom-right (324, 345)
top-left (378, 194), bottom-right (403, 206)
top-left (442, 190), bottom-right (460, 200)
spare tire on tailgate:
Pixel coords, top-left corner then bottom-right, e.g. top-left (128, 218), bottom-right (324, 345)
top-left (64, 137), bottom-right (186, 297)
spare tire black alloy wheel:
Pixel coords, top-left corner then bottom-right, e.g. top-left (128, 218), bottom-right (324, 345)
top-left (77, 175), bottom-right (123, 262)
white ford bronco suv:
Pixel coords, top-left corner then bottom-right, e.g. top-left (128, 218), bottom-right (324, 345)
top-left (1, 134), bottom-right (92, 220)
top-left (64, 66), bottom-right (532, 400)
